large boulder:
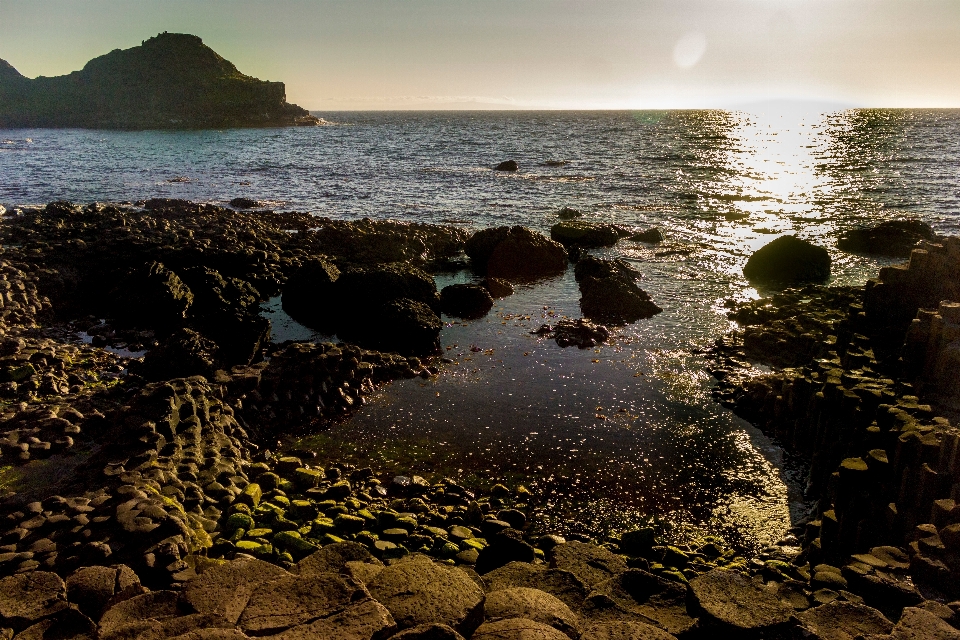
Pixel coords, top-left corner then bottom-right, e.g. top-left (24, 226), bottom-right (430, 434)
top-left (484, 588), bottom-right (581, 639)
top-left (473, 618), bottom-right (570, 640)
top-left (440, 284), bottom-right (495, 319)
top-left (237, 573), bottom-right (367, 634)
top-left (336, 263), bottom-right (440, 313)
top-left (550, 221), bottom-right (630, 248)
top-left (742, 235), bottom-right (831, 284)
top-left (466, 227), bottom-right (567, 281)
top-left (139, 328), bottom-right (219, 381)
top-left (111, 261), bottom-right (193, 331)
top-left (66, 565), bottom-right (144, 620)
top-left (281, 257), bottom-right (341, 333)
top-left (837, 219), bottom-right (935, 257)
top-left (586, 570), bottom-right (695, 637)
top-left (0, 572), bottom-right (68, 630)
top-left (184, 557), bottom-right (290, 625)
top-left (366, 555), bottom-right (485, 635)
top-left (482, 563), bottom-right (588, 613)
top-left (338, 297), bottom-right (442, 355)
top-left (688, 569), bottom-right (794, 632)
top-left (549, 541), bottom-right (627, 589)
top-left (582, 621), bottom-right (677, 640)
top-left (796, 601), bottom-right (893, 640)
top-left (575, 258), bottom-right (661, 325)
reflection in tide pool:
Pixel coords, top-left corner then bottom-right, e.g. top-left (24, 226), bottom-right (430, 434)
top-left (5, 107), bottom-right (959, 548)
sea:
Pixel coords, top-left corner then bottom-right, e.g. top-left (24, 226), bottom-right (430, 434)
top-left (2, 106), bottom-right (960, 549)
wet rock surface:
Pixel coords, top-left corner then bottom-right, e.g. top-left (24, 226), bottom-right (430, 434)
top-left (574, 257), bottom-right (661, 325)
top-left (0, 200), bottom-right (957, 640)
top-left (465, 227), bottom-right (567, 281)
top-left (743, 234), bottom-right (832, 284)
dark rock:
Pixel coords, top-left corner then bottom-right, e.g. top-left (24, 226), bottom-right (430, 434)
top-left (483, 588), bottom-right (581, 639)
top-left (388, 623), bottom-right (465, 640)
top-left (587, 570), bottom-right (694, 637)
top-left (482, 278), bottom-right (514, 299)
top-left (266, 599), bottom-right (395, 640)
top-left (98, 591), bottom-right (182, 640)
top-left (629, 229), bottom-right (664, 244)
top-left (440, 284), bottom-right (494, 319)
top-left (742, 235), bottom-right (831, 284)
top-left (140, 328), bottom-right (218, 380)
top-left (550, 222), bottom-right (630, 248)
top-left (884, 606), bottom-right (960, 639)
top-left (339, 297), bottom-right (441, 356)
top-left (295, 542), bottom-right (382, 577)
top-left (495, 161), bottom-right (519, 172)
top-left (12, 607), bottom-right (96, 640)
top-left (473, 618), bottom-right (569, 640)
top-left (65, 565), bottom-right (143, 620)
top-left (577, 270), bottom-right (661, 326)
top-left (618, 529), bottom-right (655, 557)
top-left (557, 208), bottom-right (583, 220)
top-left (367, 555), bottom-right (484, 635)
top-left (837, 220), bottom-right (935, 258)
top-left (280, 257), bottom-right (341, 333)
top-left (110, 261), bottom-right (193, 331)
top-left (688, 569), bottom-right (793, 631)
top-left (0, 33), bottom-right (319, 129)
top-left (796, 601), bottom-right (893, 640)
top-left (581, 621), bottom-right (677, 640)
top-left (541, 318), bottom-right (609, 349)
top-left (229, 198), bottom-right (264, 209)
top-left (238, 572), bottom-right (366, 634)
top-left (184, 557), bottom-right (289, 625)
top-left (573, 256), bottom-right (660, 325)
top-left (476, 531), bottom-right (536, 575)
top-left (466, 227), bottom-right (567, 281)
top-left (549, 541), bottom-right (627, 589)
top-left (336, 263), bottom-right (440, 314)
top-left (0, 572), bottom-right (68, 631)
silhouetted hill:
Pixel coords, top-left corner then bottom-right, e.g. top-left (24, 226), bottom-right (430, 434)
top-left (0, 33), bottom-right (319, 129)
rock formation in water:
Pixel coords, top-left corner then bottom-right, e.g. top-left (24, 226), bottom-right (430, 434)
top-left (0, 33), bottom-right (320, 129)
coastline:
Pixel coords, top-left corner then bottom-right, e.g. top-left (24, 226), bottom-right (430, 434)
top-left (0, 200), bottom-right (957, 639)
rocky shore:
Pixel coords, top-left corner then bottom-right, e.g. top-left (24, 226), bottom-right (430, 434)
top-left (0, 200), bottom-right (957, 639)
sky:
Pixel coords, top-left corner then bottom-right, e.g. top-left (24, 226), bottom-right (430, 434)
top-left (2, 0), bottom-right (960, 110)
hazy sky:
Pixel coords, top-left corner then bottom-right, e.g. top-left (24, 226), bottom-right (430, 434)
top-left (2, 0), bottom-right (960, 109)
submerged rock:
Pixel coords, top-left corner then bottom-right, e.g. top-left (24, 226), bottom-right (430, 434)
top-left (743, 235), bottom-right (831, 285)
top-left (629, 228), bottom-right (664, 244)
top-left (557, 207), bottom-right (583, 220)
top-left (534, 318), bottom-right (609, 349)
top-left (440, 284), bottom-right (495, 319)
top-left (466, 226), bottom-right (567, 281)
top-left (229, 198), bottom-right (264, 209)
top-left (550, 221), bottom-right (630, 248)
top-left (495, 160), bottom-right (519, 171)
top-left (574, 257), bottom-right (661, 325)
top-left (838, 219), bottom-right (935, 257)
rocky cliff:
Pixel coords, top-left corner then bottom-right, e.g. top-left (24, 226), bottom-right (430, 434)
top-left (0, 33), bottom-right (319, 129)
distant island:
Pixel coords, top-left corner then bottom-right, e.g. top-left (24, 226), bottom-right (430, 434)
top-left (0, 32), bottom-right (320, 129)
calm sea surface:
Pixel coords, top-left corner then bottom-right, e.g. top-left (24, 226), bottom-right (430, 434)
top-left (3, 108), bottom-right (960, 548)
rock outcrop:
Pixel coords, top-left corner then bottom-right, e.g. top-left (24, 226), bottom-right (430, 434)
top-left (838, 220), bottom-right (936, 258)
top-left (550, 222), bottom-right (630, 248)
top-left (0, 33), bottom-right (319, 129)
top-left (743, 235), bottom-right (831, 285)
top-left (465, 227), bottom-right (567, 281)
top-left (574, 257), bottom-right (661, 325)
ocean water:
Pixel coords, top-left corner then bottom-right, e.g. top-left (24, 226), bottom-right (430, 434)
top-left (3, 107), bottom-right (960, 548)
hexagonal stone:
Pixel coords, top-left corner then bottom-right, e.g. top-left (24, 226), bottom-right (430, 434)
top-left (886, 607), bottom-right (960, 640)
top-left (367, 555), bottom-right (484, 635)
top-left (689, 569), bottom-right (793, 631)
top-left (184, 558), bottom-right (290, 625)
top-left (484, 588), bottom-right (580, 639)
top-left (797, 601), bottom-right (893, 640)
top-left (586, 569), bottom-right (695, 637)
top-left (473, 618), bottom-right (570, 640)
top-left (66, 565), bottom-right (144, 620)
top-left (389, 623), bottom-right (466, 640)
top-left (581, 620), bottom-right (677, 640)
top-left (98, 591), bottom-right (182, 640)
top-left (12, 607), bottom-right (96, 640)
top-left (550, 542), bottom-right (626, 588)
top-left (238, 573), bottom-right (366, 634)
top-left (296, 542), bottom-right (382, 578)
top-left (0, 572), bottom-right (68, 630)
top-left (268, 599), bottom-right (395, 640)
top-left (482, 562), bottom-right (588, 613)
